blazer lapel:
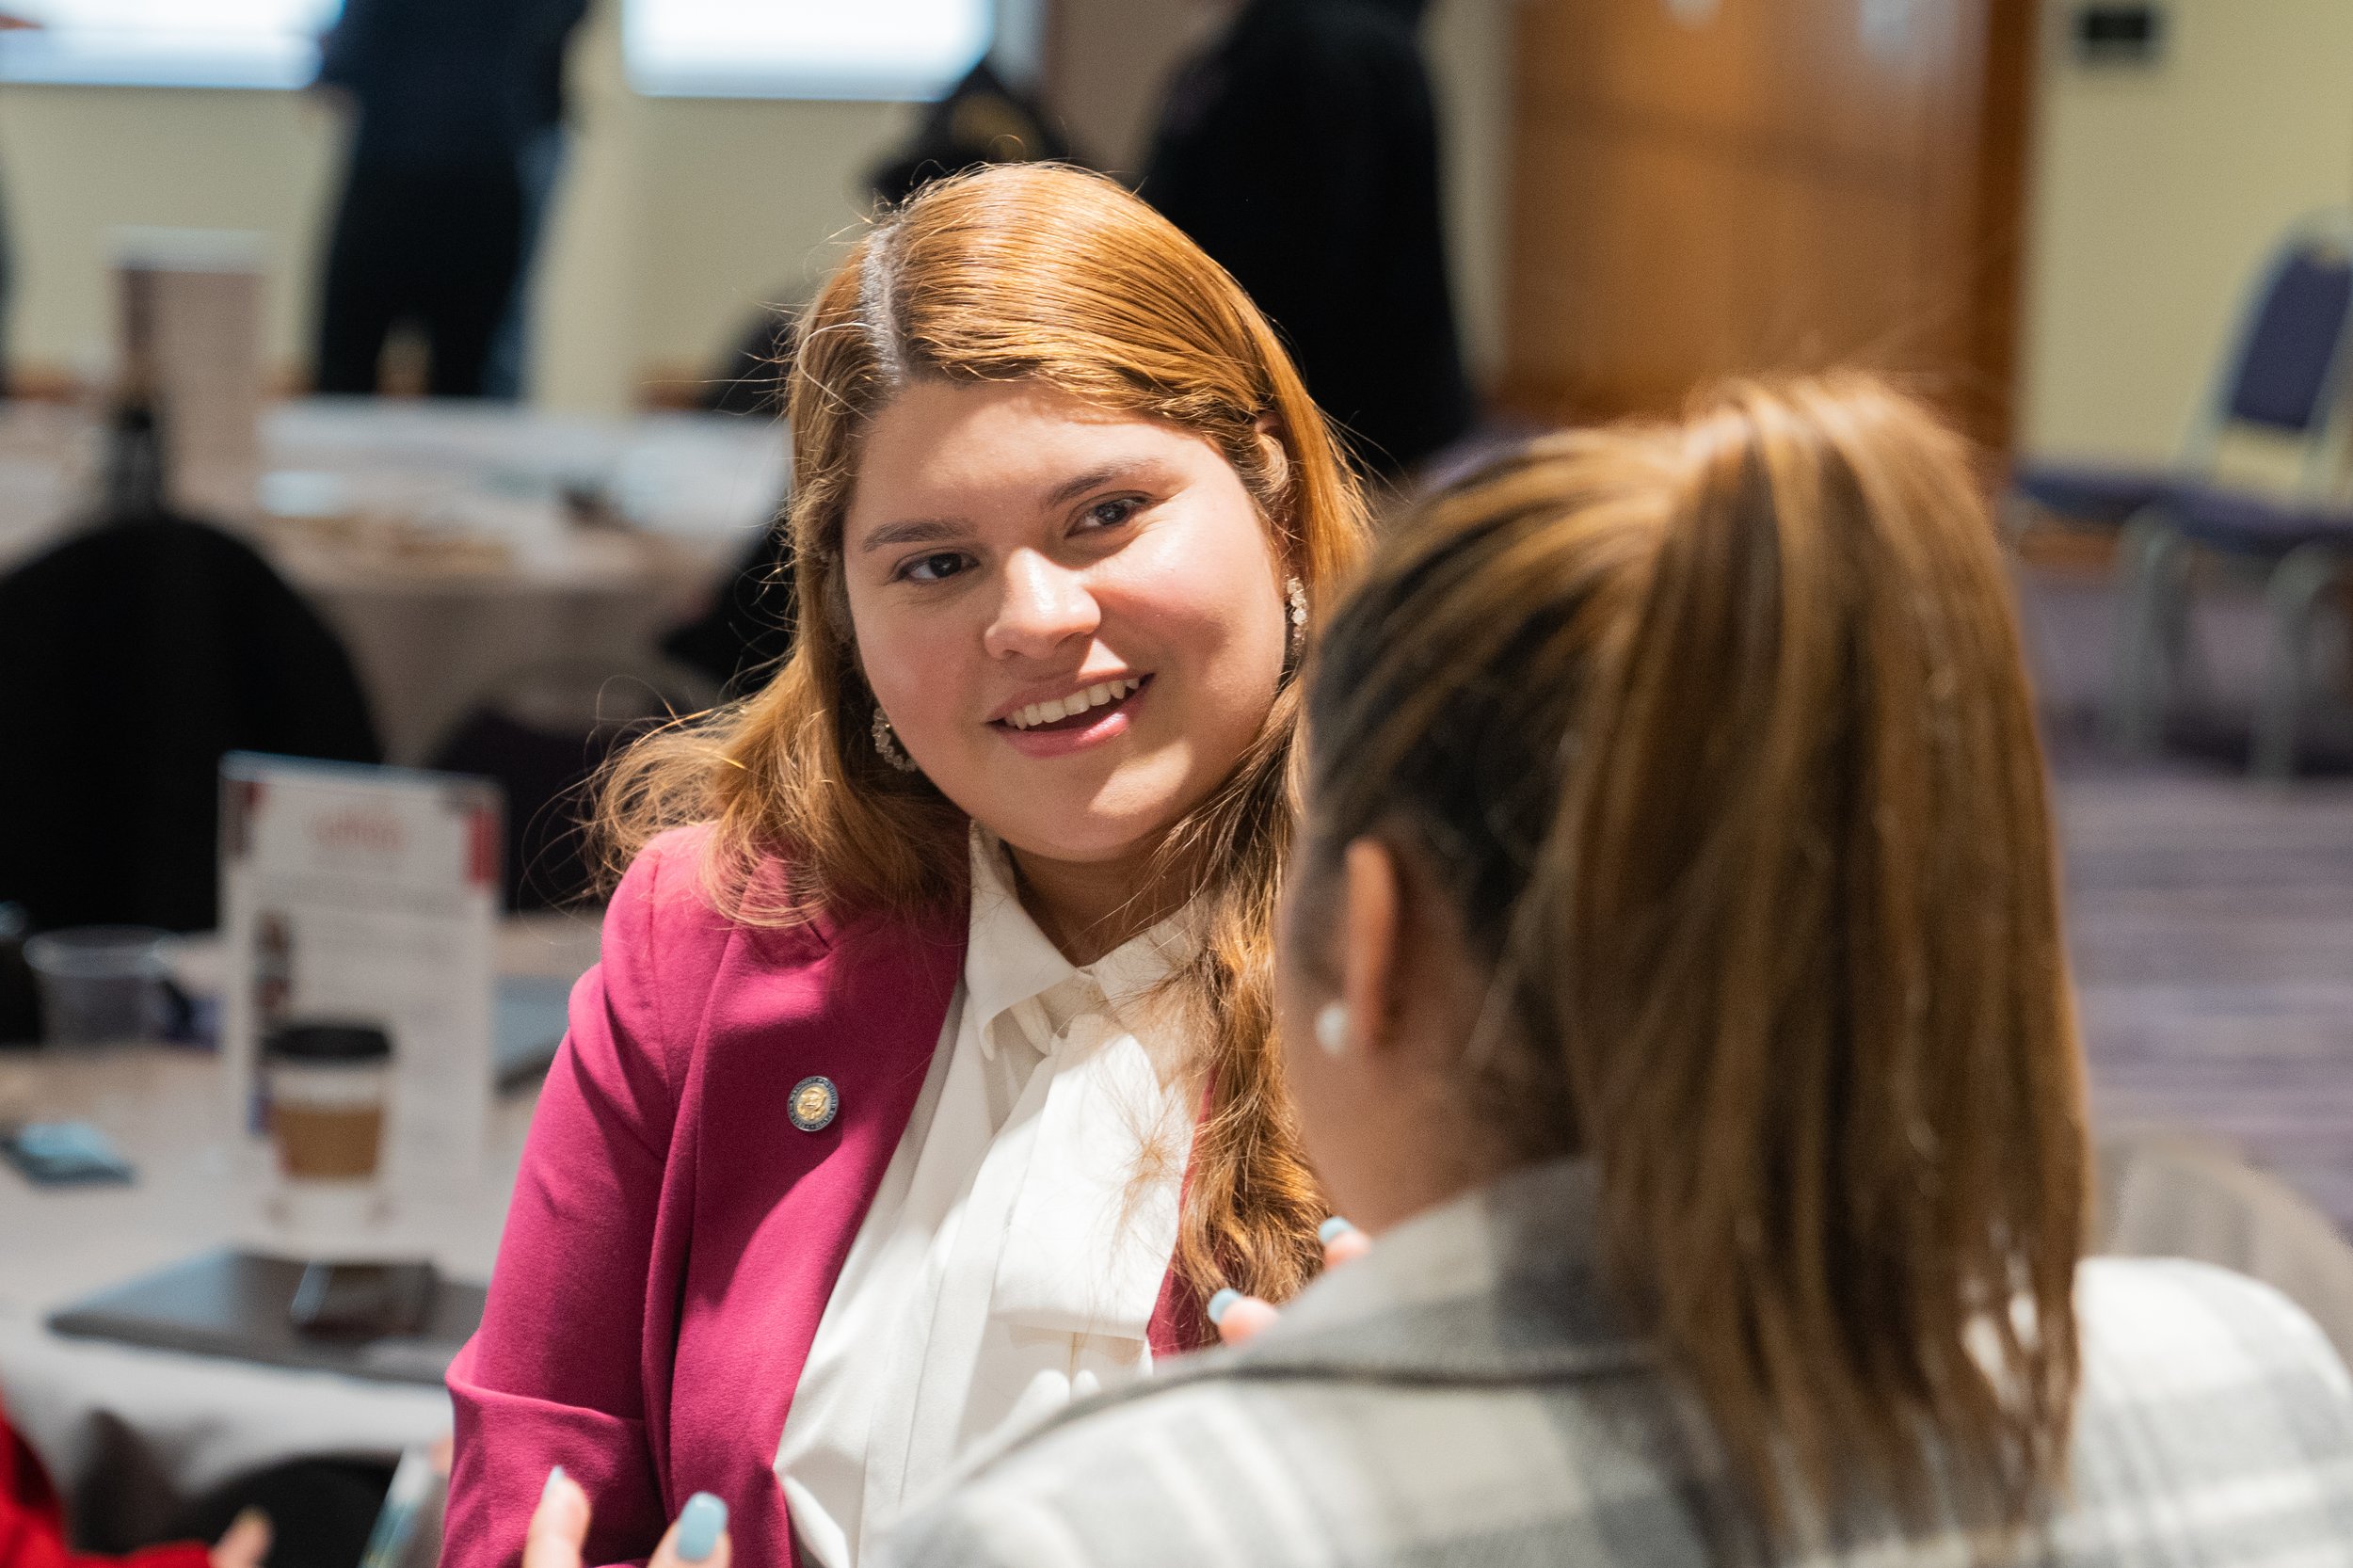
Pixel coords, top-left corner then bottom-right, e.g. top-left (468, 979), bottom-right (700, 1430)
top-left (666, 897), bottom-right (967, 1566)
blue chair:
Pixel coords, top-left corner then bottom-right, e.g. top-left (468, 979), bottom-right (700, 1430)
top-left (2019, 209), bottom-right (2353, 531)
top-left (2096, 211), bottom-right (2353, 772)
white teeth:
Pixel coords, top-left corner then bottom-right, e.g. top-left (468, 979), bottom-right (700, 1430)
top-left (1006, 677), bottom-right (1143, 730)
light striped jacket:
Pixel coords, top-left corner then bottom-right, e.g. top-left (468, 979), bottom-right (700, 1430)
top-left (877, 1159), bottom-right (2353, 1567)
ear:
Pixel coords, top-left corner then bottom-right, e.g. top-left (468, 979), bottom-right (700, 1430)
top-left (1337, 837), bottom-right (1403, 1059)
top-left (1253, 410), bottom-right (1293, 498)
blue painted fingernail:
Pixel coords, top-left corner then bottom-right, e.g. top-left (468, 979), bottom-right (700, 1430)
top-left (541, 1465), bottom-right (568, 1504)
top-left (1205, 1288), bottom-right (1241, 1325)
top-left (676, 1493), bottom-right (728, 1563)
top-left (1318, 1217), bottom-right (1356, 1246)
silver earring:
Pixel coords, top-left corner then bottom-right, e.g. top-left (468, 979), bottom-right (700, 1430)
top-left (871, 707), bottom-right (917, 773)
top-left (1286, 575), bottom-right (1309, 659)
top-left (1314, 1001), bottom-right (1348, 1058)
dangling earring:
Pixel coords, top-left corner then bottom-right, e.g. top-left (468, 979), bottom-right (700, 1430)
top-left (871, 707), bottom-right (917, 774)
top-left (1286, 575), bottom-right (1309, 661)
top-left (1314, 1001), bottom-right (1349, 1058)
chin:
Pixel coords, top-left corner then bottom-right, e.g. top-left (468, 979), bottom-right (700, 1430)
top-left (993, 809), bottom-right (1169, 867)
top-left (980, 760), bottom-right (1215, 867)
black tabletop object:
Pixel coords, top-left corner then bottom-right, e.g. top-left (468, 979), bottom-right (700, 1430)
top-left (48, 1248), bottom-right (485, 1386)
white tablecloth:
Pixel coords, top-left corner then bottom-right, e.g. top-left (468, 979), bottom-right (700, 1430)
top-left (0, 914), bottom-right (600, 1510)
top-left (0, 399), bottom-right (786, 762)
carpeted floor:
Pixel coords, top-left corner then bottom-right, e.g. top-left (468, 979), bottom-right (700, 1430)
top-left (2025, 559), bottom-right (2353, 1235)
top-left (2057, 757), bottom-right (2353, 1234)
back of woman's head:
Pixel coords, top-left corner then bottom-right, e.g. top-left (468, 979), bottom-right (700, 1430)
top-left (1303, 375), bottom-right (2087, 1543)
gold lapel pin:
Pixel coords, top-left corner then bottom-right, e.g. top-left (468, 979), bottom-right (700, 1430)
top-left (789, 1075), bottom-right (840, 1133)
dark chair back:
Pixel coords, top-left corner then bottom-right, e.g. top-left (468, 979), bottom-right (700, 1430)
top-left (2224, 243), bottom-right (2353, 433)
top-left (425, 660), bottom-right (708, 910)
top-left (2011, 211), bottom-right (2353, 526)
top-left (0, 515), bottom-right (380, 932)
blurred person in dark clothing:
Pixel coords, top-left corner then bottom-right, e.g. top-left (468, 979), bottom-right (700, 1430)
top-left (312, 0), bottom-right (578, 397)
top-left (1143, 0), bottom-right (1474, 477)
top-left (481, 0), bottom-right (589, 398)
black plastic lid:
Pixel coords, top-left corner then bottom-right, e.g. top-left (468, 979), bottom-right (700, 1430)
top-left (264, 1021), bottom-right (392, 1063)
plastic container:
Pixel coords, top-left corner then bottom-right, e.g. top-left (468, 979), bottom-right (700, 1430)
top-left (22, 926), bottom-right (171, 1046)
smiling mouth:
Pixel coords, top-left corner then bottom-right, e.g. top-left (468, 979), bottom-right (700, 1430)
top-left (997, 675), bottom-right (1151, 733)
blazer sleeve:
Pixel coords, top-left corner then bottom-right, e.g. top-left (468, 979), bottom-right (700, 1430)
top-left (443, 838), bottom-right (705, 1568)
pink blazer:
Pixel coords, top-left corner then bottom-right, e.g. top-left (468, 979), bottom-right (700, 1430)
top-left (443, 828), bottom-right (1209, 1568)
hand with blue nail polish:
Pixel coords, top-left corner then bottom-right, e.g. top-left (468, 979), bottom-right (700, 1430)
top-left (524, 1466), bottom-right (732, 1568)
top-left (1210, 1217), bottom-right (1371, 1347)
top-left (673, 1494), bottom-right (728, 1564)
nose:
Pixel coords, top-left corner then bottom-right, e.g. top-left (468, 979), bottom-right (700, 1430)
top-left (984, 548), bottom-right (1099, 661)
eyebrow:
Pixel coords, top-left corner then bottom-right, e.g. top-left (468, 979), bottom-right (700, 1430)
top-left (855, 460), bottom-right (1167, 555)
top-left (1045, 460), bottom-right (1160, 507)
top-left (856, 518), bottom-right (968, 554)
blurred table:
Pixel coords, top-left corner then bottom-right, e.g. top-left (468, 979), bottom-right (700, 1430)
top-left (0, 398), bottom-right (786, 761)
top-left (0, 912), bottom-right (600, 1520)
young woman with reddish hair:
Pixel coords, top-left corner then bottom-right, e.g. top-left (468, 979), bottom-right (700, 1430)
top-left (441, 163), bottom-right (1369, 1567)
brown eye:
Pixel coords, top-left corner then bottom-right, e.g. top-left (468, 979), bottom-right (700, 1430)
top-left (901, 552), bottom-right (971, 583)
top-left (1083, 497), bottom-right (1143, 530)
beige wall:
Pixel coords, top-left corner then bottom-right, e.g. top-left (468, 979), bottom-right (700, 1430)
top-left (0, 0), bottom-right (1508, 411)
top-left (0, 5), bottom-right (922, 411)
top-left (2018, 0), bottom-right (2353, 462)
top-left (529, 3), bottom-right (917, 412)
top-left (1426, 0), bottom-right (1511, 384)
top-left (0, 84), bottom-right (342, 382)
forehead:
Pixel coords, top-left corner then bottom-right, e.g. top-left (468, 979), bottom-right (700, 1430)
top-left (846, 379), bottom-right (1231, 529)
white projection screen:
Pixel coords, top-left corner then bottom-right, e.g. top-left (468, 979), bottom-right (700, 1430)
top-left (0, 0), bottom-right (341, 89)
top-left (624, 0), bottom-right (993, 101)
top-left (0, 0), bottom-right (994, 100)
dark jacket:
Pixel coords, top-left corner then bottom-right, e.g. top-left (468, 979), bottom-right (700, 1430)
top-left (0, 517), bottom-right (380, 933)
top-left (318, 0), bottom-right (587, 169)
top-left (1143, 0), bottom-right (1473, 474)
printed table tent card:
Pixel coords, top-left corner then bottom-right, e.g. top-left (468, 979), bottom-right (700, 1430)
top-left (219, 754), bottom-right (501, 1238)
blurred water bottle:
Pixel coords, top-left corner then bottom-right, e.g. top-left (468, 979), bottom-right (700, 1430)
top-left (23, 925), bottom-right (171, 1046)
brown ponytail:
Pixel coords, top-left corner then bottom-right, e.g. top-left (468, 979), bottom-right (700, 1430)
top-left (1302, 375), bottom-right (2086, 1546)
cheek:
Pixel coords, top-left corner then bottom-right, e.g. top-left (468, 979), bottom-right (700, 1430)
top-left (851, 592), bottom-right (979, 752)
top-left (1113, 525), bottom-right (1287, 699)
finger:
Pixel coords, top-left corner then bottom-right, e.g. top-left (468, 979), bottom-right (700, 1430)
top-left (208, 1507), bottom-right (271, 1568)
top-left (523, 1466), bottom-right (592, 1568)
top-left (649, 1492), bottom-right (730, 1568)
top-left (1206, 1288), bottom-right (1281, 1346)
top-left (1320, 1217), bottom-right (1371, 1269)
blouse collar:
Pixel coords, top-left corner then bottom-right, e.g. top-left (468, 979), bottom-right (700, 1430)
top-left (962, 825), bottom-right (1193, 1065)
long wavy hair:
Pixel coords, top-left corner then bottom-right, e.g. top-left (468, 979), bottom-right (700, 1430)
top-left (597, 163), bottom-right (1371, 1304)
top-left (1300, 375), bottom-right (2087, 1547)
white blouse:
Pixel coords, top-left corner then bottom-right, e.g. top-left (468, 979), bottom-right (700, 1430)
top-left (774, 826), bottom-right (1197, 1568)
